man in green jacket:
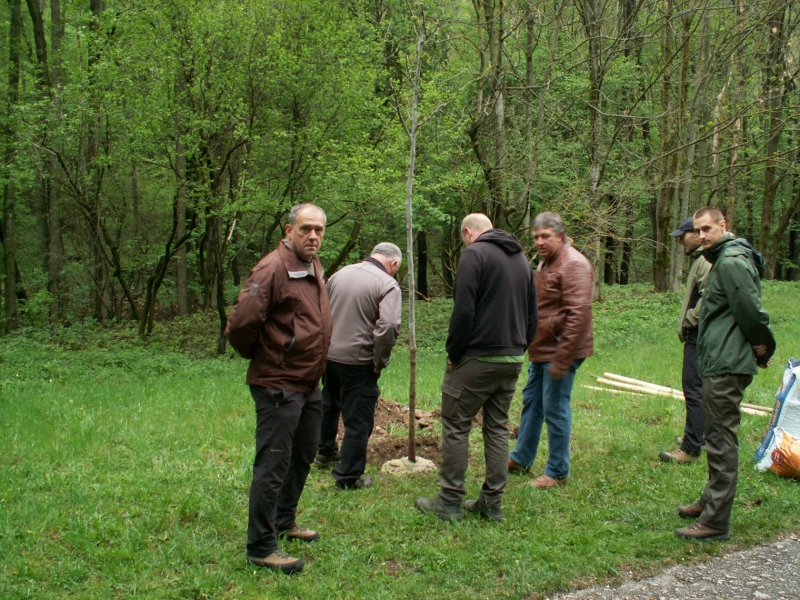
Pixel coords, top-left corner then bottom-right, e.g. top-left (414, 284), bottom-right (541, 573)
top-left (660, 217), bottom-right (711, 463)
top-left (675, 206), bottom-right (776, 541)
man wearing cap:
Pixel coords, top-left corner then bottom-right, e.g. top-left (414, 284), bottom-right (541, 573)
top-left (659, 217), bottom-right (711, 463)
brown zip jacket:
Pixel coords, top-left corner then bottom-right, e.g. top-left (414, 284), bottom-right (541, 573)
top-left (225, 240), bottom-right (332, 393)
top-left (529, 243), bottom-right (594, 371)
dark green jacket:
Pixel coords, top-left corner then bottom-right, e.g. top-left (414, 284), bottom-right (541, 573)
top-left (697, 233), bottom-right (776, 377)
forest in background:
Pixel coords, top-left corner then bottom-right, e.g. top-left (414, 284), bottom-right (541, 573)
top-left (1, 0), bottom-right (799, 348)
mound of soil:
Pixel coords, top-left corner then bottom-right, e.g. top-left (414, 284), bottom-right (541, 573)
top-left (330, 398), bottom-right (519, 467)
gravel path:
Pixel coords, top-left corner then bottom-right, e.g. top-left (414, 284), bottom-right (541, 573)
top-left (549, 534), bottom-right (800, 600)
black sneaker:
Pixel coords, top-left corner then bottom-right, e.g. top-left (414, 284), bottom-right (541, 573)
top-left (414, 496), bottom-right (462, 521)
top-left (464, 498), bottom-right (502, 521)
top-left (335, 475), bottom-right (374, 490)
top-left (314, 452), bottom-right (341, 469)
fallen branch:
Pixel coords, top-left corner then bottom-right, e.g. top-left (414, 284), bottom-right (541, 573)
top-left (597, 377), bottom-right (683, 399)
top-left (603, 372), bottom-right (679, 395)
top-left (598, 375), bottom-right (772, 416)
top-left (582, 385), bottom-right (647, 397)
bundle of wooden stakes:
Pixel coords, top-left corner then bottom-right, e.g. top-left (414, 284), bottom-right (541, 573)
top-left (583, 372), bottom-right (772, 417)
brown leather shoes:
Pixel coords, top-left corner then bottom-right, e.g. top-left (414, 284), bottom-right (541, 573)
top-left (675, 520), bottom-right (729, 541)
top-left (508, 458), bottom-right (530, 474)
top-left (277, 525), bottom-right (320, 542)
top-left (247, 550), bottom-right (304, 573)
top-left (530, 474), bottom-right (569, 488)
top-left (678, 502), bottom-right (704, 520)
top-left (659, 449), bottom-right (700, 463)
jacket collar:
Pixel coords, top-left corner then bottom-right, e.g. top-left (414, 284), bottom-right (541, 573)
top-left (278, 240), bottom-right (321, 280)
top-left (363, 256), bottom-right (388, 274)
top-left (702, 232), bottom-right (735, 264)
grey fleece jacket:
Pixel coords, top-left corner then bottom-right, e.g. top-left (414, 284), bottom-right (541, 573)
top-left (326, 258), bottom-right (402, 371)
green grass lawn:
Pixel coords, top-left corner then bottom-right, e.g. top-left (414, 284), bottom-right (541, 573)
top-left (1, 283), bottom-right (799, 599)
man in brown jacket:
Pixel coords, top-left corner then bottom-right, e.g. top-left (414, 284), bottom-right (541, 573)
top-left (509, 212), bottom-right (594, 488)
top-left (225, 203), bottom-right (331, 574)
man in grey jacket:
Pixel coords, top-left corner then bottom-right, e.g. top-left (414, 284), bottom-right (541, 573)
top-left (660, 217), bottom-right (711, 463)
top-left (316, 243), bottom-right (403, 490)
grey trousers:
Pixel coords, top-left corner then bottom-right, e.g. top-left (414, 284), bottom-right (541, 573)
top-left (696, 373), bottom-right (753, 532)
top-left (437, 358), bottom-right (522, 508)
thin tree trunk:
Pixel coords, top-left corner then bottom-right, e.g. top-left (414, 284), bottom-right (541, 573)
top-left (417, 231), bottom-right (428, 298)
top-left (399, 15), bottom-right (426, 462)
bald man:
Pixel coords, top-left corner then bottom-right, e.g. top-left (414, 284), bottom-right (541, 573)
top-left (416, 213), bottom-right (538, 521)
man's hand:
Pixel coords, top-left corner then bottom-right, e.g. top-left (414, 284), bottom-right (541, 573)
top-left (446, 359), bottom-right (454, 372)
top-left (753, 345), bottom-right (772, 369)
top-left (549, 364), bottom-right (567, 379)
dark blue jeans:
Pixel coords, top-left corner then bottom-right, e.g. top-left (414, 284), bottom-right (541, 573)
top-left (680, 341), bottom-right (704, 455)
top-left (510, 360), bottom-right (584, 480)
top-left (247, 385), bottom-right (321, 558)
top-left (318, 361), bottom-right (380, 488)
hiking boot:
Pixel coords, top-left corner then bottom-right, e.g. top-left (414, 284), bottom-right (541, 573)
top-left (277, 526), bottom-right (320, 542)
top-left (508, 458), bottom-right (531, 475)
top-left (464, 498), bottom-right (502, 521)
top-left (675, 521), bottom-right (729, 541)
top-left (659, 449), bottom-right (700, 464)
top-left (415, 496), bottom-right (462, 521)
top-left (314, 451), bottom-right (341, 469)
top-left (530, 474), bottom-right (569, 488)
top-left (676, 436), bottom-right (706, 449)
top-left (335, 475), bottom-right (374, 490)
top-left (247, 550), bottom-right (304, 574)
top-left (678, 502), bottom-right (704, 520)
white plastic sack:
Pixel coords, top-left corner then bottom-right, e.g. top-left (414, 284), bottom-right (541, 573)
top-left (754, 358), bottom-right (800, 471)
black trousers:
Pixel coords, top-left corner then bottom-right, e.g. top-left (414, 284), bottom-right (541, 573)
top-left (247, 385), bottom-right (322, 558)
top-left (680, 341), bottom-right (705, 455)
top-left (318, 361), bottom-right (380, 487)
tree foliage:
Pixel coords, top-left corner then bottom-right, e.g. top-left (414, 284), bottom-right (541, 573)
top-left (1, 0), bottom-right (799, 336)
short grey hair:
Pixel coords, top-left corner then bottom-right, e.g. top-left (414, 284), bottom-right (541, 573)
top-left (532, 211), bottom-right (565, 235)
top-left (287, 203), bottom-right (327, 225)
top-left (372, 242), bottom-right (402, 264)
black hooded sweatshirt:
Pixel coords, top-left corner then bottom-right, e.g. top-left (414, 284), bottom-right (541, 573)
top-left (446, 229), bottom-right (538, 363)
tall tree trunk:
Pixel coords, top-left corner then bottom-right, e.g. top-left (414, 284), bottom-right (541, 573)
top-left (581, 0), bottom-right (604, 294)
top-left (759, 0), bottom-right (788, 275)
top-left (48, 0), bottom-right (65, 322)
top-left (2, 0), bottom-right (22, 332)
top-left (175, 141), bottom-right (189, 315)
top-left (468, 0), bottom-right (507, 227)
top-left (653, 0), bottom-right (675, 292)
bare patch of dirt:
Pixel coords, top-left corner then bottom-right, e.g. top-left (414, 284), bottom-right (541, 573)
top-left (328, 398), bottom-right (517, 467)
top-left (368, 430), bottom-right (442, 465)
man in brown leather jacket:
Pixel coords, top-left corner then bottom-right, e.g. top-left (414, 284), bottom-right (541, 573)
top-left (225, 203), bottom-right (332, 574)
top-left (509, 212), bottom-right (594, 488)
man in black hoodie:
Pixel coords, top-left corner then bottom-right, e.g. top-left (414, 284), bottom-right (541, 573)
top-left (416, 213), bottom-right (538, 521)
